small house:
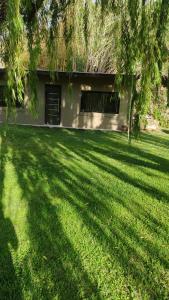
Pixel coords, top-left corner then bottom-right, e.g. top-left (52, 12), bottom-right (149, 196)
top-left (0, 69), bottom-right (129, 131)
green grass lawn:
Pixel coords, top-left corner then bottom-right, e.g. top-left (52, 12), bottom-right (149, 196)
top-left (0, 125), bottom-right (169, 300)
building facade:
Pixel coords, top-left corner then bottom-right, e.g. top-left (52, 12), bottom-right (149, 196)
top-left (0, 70), bottom-right (129, 131)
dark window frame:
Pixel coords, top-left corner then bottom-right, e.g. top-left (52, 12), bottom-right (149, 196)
top-left (80, 90), bottom-right (120, 114)
top-left (0, 85), bottom-right (6, 107)
top-left (0, 85), bottom-right (24, 108)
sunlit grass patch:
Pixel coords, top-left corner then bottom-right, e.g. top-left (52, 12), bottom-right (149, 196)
top-left (0, 125), bottom-right (169, 299)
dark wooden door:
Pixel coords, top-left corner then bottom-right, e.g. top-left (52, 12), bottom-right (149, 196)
top-left (45, 85), bottom-right (61, 125)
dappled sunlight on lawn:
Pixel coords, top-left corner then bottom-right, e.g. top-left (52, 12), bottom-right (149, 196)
top-left (0, 125), bottom-right (169, 299)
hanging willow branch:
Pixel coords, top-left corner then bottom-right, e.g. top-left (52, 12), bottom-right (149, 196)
top-left (5, 0), bottom-right (25, 116)
top-left (0, 0), bottom-right (169, 139)
top-left (112, 0), bottom-right (169, 140)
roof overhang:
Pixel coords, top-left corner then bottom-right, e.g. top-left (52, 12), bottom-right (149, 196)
top-left (0, 68), bottom-right (116, 80)
top-left (0, 68), bottom-right (168, 87)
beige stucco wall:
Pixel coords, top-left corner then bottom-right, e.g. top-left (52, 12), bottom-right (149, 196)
top-left (0, 75), bottom-right (129, 131)
top-left (0, 79), bottom-right (45, 125)
top-left (61, 78), bottom-right (128, 130)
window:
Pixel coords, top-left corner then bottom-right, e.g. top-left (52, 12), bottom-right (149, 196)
top-left (0, 85), bottom-right (6, 107)
top-left (80, 91), bottom-right (120, 114)
top-left (0, 85), bottom-right (23, 108)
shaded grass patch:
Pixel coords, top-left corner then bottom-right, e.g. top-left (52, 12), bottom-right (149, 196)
top-left (0, 125), bottom-right (169, 299)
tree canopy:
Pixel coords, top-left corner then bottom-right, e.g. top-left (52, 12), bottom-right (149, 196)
top-left (0, 0), bottom-right (169, 136)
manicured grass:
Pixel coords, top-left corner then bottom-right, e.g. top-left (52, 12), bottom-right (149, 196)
top-left (0, 125), bottom-right (169, 300)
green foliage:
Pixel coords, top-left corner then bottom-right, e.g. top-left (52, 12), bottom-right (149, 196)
top-left (0, 0), bottom-right (169, 137)
top-left (153, 86), bottom-right (169, 128)
top-left (114, 0), bottom-right (169, 139)
top-left (5, 0), bottom-right (25, 116)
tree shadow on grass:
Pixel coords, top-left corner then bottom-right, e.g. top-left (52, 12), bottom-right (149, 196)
top-left (162, 129), bottom-right (169, 135)
top-left (75, 144), bottom-right (169, 202)
top-left (2, 125), bottom-right (169, 299)
top-left (0, 127), bottom-right (23, 299)
top-left (4, 127), bottom-right (101, 300)
top-left (140, 130), bottom-right (169, 149)
top-left (54, 142), bottom-right (169, 257)
top-left (20, 188), bottom-right (99, 299)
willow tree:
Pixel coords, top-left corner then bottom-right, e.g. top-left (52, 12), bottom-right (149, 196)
top-left (98, 0), bottom-right (169, 139)
top-left (0, 0), bottom-right (169, 138)
top-left (0, 0), bottom-right (74, 112)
